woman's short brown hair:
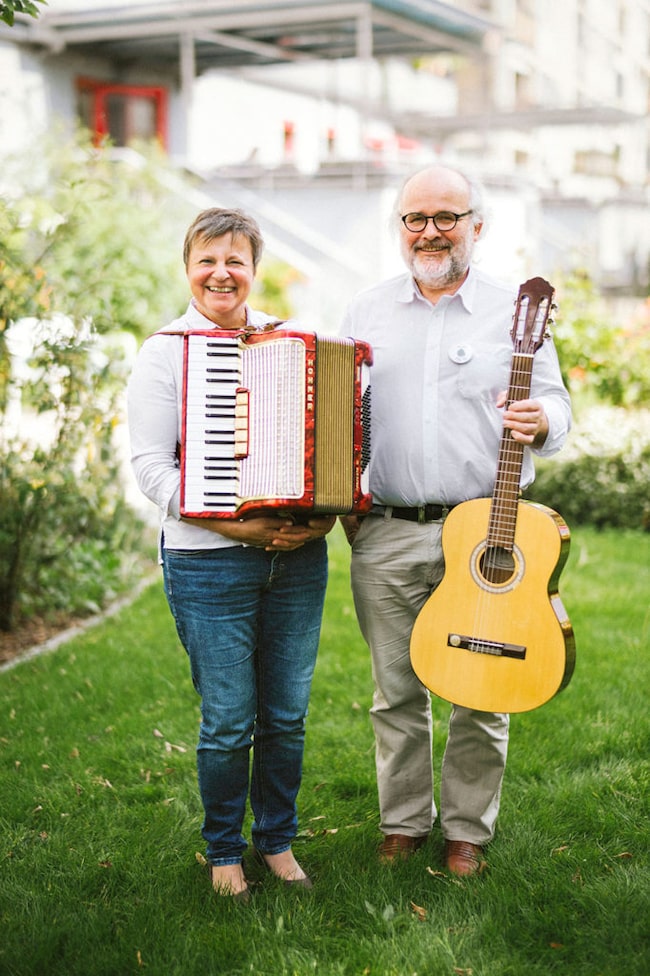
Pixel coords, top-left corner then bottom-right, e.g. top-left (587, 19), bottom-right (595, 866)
top-left (183, 208), bottom-right (265, 269)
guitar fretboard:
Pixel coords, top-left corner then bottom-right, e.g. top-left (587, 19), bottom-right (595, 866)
top-left (486, 278), bottom-right (554, 552)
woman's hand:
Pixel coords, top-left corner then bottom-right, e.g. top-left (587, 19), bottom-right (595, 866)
top-left (183, 513), bottom-right (336, 551)
top-left (265, 515), bottom-right (336, 551)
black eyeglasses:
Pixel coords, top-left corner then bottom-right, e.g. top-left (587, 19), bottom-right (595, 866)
top-left (401, 210), bottom-right (473, 233)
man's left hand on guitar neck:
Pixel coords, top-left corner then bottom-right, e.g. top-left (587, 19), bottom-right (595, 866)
top-left (497, 392), bottom-right (549, 448)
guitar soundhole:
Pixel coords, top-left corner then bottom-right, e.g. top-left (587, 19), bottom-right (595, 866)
top-left (470, 541), bottom-right (524, 592)
top-left (480, 546), bottom-right (515, 585)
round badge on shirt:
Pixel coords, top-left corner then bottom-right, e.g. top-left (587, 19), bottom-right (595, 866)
top-left (448, 344), bottom-right (473, 364)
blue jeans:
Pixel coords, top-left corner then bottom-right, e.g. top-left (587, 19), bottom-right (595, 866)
top-left (162, 540), bottom-right (328, 866)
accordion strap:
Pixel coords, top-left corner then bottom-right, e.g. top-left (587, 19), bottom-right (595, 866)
top-left (148, 319), bottom-right (286, 340)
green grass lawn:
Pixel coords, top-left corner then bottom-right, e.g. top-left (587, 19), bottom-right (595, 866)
top-left (1, 524), bottom-right (648, 976)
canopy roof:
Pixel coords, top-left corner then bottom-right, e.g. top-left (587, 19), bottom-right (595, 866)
top-left (8, 0), bottom-right (493, 71)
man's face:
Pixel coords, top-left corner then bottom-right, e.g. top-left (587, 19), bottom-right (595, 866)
top-left (398, 169), bottom-right (482, 295)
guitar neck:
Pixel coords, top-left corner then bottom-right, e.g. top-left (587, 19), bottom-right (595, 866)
top-left (487, 352), bottom-right (534, 550)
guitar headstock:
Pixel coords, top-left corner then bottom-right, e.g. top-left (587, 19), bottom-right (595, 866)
top-left (511, 277), bottom-right (555, 355)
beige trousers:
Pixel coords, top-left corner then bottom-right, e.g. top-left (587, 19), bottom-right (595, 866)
top-left (350, 512), bottom-right (510, 845)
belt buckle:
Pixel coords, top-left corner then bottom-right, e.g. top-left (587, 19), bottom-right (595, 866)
top-left (420, 504), bottom-right (449, 523)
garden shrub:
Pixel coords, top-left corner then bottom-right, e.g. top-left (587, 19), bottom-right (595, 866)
top-left (524, 406), bottom-right (650, 531)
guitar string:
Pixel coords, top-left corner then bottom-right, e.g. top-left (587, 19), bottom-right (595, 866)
top-left (471, 294), bottom-right (548, 658)
top-left (472, 339), bottom-right (533, 653)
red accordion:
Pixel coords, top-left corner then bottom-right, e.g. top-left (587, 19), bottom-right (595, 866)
top-left (180, 328), bottom-right (372, 519)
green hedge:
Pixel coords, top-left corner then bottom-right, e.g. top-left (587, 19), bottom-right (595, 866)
top-left (524, 406), bottom-right (650, 531)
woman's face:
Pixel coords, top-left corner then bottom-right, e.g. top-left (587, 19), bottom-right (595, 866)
top-left (186, 232), bottom-right (255, 328)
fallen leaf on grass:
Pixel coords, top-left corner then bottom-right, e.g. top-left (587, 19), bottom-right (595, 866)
top-left (453, 968), bottom-right (473, 975)
top-left (164, 741), bottom-right (187, 754)
top-left (425, 866), bottom-right (447, 879)
top-left (195, 851), bottom-right (207, 866)
top-left (410, 901), bottom-right (427, 921)
top-left (614, 851), bottom-right (633, 859)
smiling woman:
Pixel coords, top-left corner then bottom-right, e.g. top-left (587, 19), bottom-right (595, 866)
top-left (186, 234), bottom-right (255, 328)
top-left (183, 208), bottom-right (262, 330)
top-left (126, 206), bottom-right (336, 903)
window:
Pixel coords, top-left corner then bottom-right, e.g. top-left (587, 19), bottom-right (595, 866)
top-left (76, 79), bottom-right (168, 148)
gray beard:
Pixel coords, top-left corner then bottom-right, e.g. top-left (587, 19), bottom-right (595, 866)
top-left (411, 249), bottom-right (467, 289)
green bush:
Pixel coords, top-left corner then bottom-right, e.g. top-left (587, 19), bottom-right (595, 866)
top-left (552, 271), bottom-right (650, 408)
top-left (524, 406), bottom-right (650, 531)
top-left (0, 322), bottom-right (153, 630)
top-left (0, 131), bottom-right (299, 632)
top-left (0, 134), bottom-right (192, 630)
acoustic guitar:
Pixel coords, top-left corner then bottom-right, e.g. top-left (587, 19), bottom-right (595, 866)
top-left (409, 277), bottom-right (575, 714)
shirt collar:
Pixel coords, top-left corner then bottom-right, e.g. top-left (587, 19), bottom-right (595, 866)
top-left (186, 299), bottom-right (251, 330)
top-left (399, 265), bottom-right (477, 313)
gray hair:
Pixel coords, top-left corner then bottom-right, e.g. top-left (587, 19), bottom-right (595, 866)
top-left (391, 166), bottom-right (487, 234)
top-left (183, 208), bottom-right (265, 269)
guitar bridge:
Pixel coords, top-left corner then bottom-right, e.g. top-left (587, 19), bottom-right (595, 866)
top-left (448, 633), bottom-right (526, 660)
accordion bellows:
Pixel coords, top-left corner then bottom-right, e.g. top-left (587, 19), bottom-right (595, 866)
top-left (180, 329), bottom-right (372, 519)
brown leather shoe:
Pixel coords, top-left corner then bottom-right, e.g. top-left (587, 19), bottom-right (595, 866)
top-left (444, 840), bottom-right (486, 876)
top-left (378, 833), bottom-right (428, 864)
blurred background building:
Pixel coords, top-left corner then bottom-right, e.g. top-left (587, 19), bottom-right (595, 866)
top-left (2, 0), bottom-right (649, 328)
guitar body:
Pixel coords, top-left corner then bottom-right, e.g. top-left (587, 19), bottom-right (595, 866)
top-left (410, 498), bottom-right (575, 713)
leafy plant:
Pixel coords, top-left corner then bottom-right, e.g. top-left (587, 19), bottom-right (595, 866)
top-left (525, 406), bottom-right (650, 531)
top-left (0, 0), bottom-right (46, 27)
top-left (0, 134), bottom-right (194, 630)
top-left (0, 130), bottom-right (299, 632)
top-left (553, 270), bottom-right (650, 407)
top-left (0, 320), bottom-right (135, 629)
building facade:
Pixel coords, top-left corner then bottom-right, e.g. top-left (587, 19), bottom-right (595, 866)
top-left (2, 0), bottom-right (649, 329)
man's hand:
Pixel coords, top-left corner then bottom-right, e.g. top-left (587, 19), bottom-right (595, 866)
top-left (497, 393), bottom-right (548, 447)
top-left (339, 515), bottom-right (363, 546)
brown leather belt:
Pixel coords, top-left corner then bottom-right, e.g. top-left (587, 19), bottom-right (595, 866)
top-left (370, 504), bottom-right (453, 524)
